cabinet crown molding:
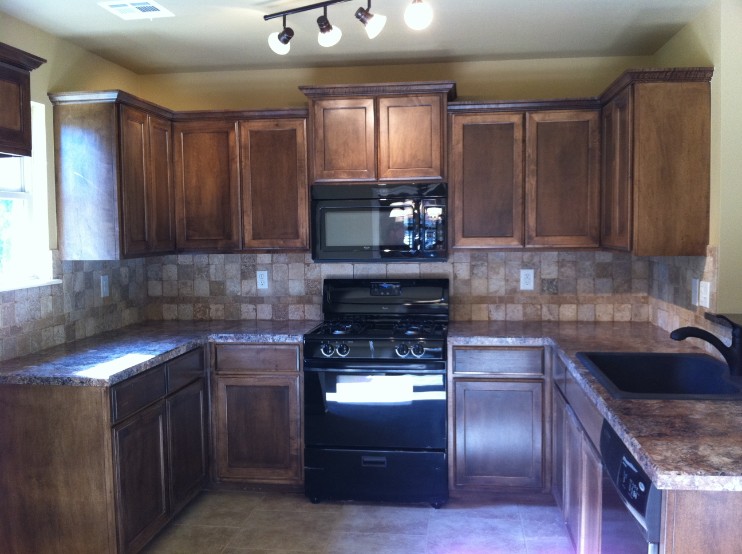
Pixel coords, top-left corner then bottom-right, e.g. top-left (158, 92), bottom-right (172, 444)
top-left (600, 66), bottom-right (714, 103)
top-left (0, 42), bottom-right (46, 71)
top-left (299, 80), bottom-right (457, 100)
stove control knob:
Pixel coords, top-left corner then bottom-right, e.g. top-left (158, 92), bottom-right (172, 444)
top-left (411, 343), bottom-right (425, 357)
top-left (395, 344), bottom-right (410, 357)
top-left (320, 343), bottom-right (335, 357)
top-left (336, 343), bottom-right (350, 357)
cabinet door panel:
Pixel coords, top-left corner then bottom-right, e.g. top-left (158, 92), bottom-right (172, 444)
top-left (454, 379), bottom-right (543, 489)
top-left (167, 379), bottom-right (207, 514)
top-left (0, 64), bottom-right (31, 156)
top-left (312, 98), bottom-right (375, 181)
top-left (120, 106), bottom-right (149, 256)
top-left (215, 374), bottom-right (301, 484)
top-left (148, 114), bottom-right (175, 252)
top-left (526, 110), bottom-right (600, 247)
top-left (173, 120), bottom-right (241, 251)
top-left (378, 95), bottom-right (443, 179)
top-left (113, 402), bottom-right (168, 554)
top-left (600, 88), bottom-right (632, 251)
top-left (240, 119), bottom-right (308, 249)
top-left (451, 113), bottom-right (524, 247)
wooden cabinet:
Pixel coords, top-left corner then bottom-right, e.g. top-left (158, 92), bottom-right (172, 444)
top-left (0, 347), bottom-right (205, 554)
top-left (239, 119), bottom-right (308, 249)
top-left (451, 346), bottom-right (546, 490)
top-left (213, 344), bottom-right (302, 486)
top-left (301, 82), bottom-right (455, 182)
top-left (450, 112), bottom-right (524, 247)
top-left (449, 105), bottom-right (600, 249)
top-left (600, 68), bottom-right (712, 255)
top-left (50, 91), bottom-right (176, 260)
top-left (0, 42), bottom-right (45, 156)
top-left (120, 105), bottom-right (175, 256)
top-left (173, 119), bottom-right (241, 252)
top-left (525, 110), bottom-right (600, 248)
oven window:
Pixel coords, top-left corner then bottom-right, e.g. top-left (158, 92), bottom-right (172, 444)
top-left (322, 203), bottom-right (414, 250)
top-left (327, 374), bottom-right (445, 404)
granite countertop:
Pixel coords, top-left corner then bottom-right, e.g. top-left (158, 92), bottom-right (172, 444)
top-left (448, 321), bottom-right (742, 493)
top-left (2, 318), bottom-right (741, 492)
top-left (0, 320), bottom-right (319, 386)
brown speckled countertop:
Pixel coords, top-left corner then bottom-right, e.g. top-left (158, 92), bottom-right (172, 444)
top-left (448, 321), bottom-right (742, 492)
top-left (1, 319), bottom-right (740, 492)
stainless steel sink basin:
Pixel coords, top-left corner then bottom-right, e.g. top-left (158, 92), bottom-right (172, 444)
top-left (576, 352), bottom-right (742, 400)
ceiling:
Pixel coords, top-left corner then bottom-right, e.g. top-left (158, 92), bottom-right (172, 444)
top-left (0, 0), bottom-right (712, 75)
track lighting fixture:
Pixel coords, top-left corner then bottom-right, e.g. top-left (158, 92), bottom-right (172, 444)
top-left (268, 15), bottom-right (294, 56)
top-left (355, 1), bottom-right (387, 40)
top-left (317, 7), bottom-right (342, 47)
top-left (404, 0), bottom-right (433, 31)
top-left (263, 0), bottom-right (433, 55)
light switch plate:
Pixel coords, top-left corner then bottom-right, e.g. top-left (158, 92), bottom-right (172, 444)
top-left (257, 270), bottom-right (269, 290)
top-left (100, 275), bottom-right (110, 298)
top-left (520, 269), bottom-right (535, 291)
top-left (699, 280), bottom-right (711, 308)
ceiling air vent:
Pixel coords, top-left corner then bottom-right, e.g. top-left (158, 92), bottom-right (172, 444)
top-left (98, 1), bottom-right (174, 20)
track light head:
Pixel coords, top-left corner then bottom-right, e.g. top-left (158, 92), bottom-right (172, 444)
top-left (268, 17), bottom-right (294, 55)
top-left (404, 0), bottom-right (433, 31)
top-left (355, 1), bottom-right (387, 39)
top-left (317, 9), bottom-right (342, 47)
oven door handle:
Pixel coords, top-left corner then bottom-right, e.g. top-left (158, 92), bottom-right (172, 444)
top-left (303, 362), bottom-right (445, 374)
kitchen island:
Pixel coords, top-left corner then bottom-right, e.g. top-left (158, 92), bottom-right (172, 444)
top-left (1, 319), bottom-right (741, 553)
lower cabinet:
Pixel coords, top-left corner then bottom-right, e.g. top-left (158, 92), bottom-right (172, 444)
top-left (213, 343), bottom-right (302, 486)
top-left (111, 347), bottom-right (207, 553)
top-left (451, 346), bottom-right (546, 491)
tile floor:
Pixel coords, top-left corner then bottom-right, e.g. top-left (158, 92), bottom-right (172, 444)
top-left (143, 490), bottom-right (574, 554)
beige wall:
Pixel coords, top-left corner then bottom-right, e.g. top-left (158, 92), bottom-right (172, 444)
top-left (654, 0), bottom-right (742, 312)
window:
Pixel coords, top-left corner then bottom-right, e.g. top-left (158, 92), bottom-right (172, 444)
top-left (0, 101), bottom-right (54, 291)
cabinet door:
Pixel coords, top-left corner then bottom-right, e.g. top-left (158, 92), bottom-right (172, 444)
top-left (552, 385), bottom-right (567, 510)
top-left (311, 97), bottom-right (375, 181)
top-left (450, 112), bottom-right (524, 247)
top-left (120, 107), bottom-right (175, 257)
top-left (454, 379), bottom-right (543, 489)
top-left (113, 402), bottom-right (168, 554)
top-left (240, 119), bottom-right (308, 249)
top-left (0, 63), bottom-right (32, 156)
top-left (580, 437), bottom-right (602, 554)
top-left (167, 379), bottom-right (207, 515)
top-left (563, 405), bottom-right (583, 549)
top-left (215, 374), bottom-right (302, 484)
top-left (173, 120), bottom-right (241, 251)
top-left (525, 110), bottom-right (600, 247)
top-left (378, 94), bottom-right (444, 179)
top-left (600, 87), bottom-right (632, 251)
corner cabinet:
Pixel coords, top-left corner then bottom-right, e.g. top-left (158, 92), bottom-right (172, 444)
top-left (450, 103), bottom-right (600, 249)
top-left (300, 81), bottom-right (456, 182)
top-left (50, 91), bottom-right (176, 259)
top-left (213, 343), bottom-right (302, 486)
top-left (600, 68), bottom-right (713, 255)
top-left (239, 119), bottom-right (308, 249)
top-left (450, 346), bottom-right (547, 491)
top-left (0, 42), bottom-right (45, 156)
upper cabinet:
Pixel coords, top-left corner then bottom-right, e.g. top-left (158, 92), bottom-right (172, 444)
top-left (172, 119), bottom-right (241, 252)
top-left (600, 68), bottom-right (713, 256)
top-left (300, 81), bottom-right (456, 182)
top-left (50, 91), bottom-right (176, 260)
top-left (0, 42), bottom-right (45, 157)
top-left (239, 119), bottom-right (308, 250)
top-left (450, 102), bottom-right (600, 249)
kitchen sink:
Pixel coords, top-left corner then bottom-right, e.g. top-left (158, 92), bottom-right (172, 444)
top-left (576, 352), bottom-right (742, 400)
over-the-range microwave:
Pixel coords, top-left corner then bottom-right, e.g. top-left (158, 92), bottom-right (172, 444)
top-left (311, 182), bottom-right (447, 262)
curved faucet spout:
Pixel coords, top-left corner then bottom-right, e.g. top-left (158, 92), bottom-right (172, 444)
top-left (670, 326), bottom-right (742, 376)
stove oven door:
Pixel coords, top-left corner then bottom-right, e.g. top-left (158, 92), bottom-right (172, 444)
top-left (304, 368), bottom-right (446, 450)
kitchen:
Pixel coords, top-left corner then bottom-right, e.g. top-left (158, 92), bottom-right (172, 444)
top-left (1, 0), bottom-right (742, 553)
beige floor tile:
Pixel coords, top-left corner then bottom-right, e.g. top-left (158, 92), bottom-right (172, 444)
top-left (326, 531), bottom-right (428, 553)
top-left (334, 503), bottom-right (432, 535)
top-left (142, 524), bottom-right (241, 553)
top-left (173, 491), bottom-right (266, 527)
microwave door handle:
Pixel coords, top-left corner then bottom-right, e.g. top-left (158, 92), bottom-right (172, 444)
top-left (413, 200), bottom-right (422, 252)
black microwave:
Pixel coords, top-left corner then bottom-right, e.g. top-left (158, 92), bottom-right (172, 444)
top-left (311, 182), bottom-right (447, 262)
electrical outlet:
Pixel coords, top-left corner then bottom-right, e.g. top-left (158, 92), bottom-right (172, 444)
top-left (520, 269), bottom-right (535, 291)
top-left (100, 275), bottom-right (110, 298)
top-left (699, 280), bottom-right (711, 308)
top-left (691, 278), bottom-right (700, 306)
top-left (257, 270), bottom-right (269, 290)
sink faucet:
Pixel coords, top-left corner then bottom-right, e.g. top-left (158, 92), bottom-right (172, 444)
top-left (670, 324), bottom-right (742, 376)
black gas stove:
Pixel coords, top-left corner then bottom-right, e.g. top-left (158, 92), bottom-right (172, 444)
top-left (303, 278), bottom-right (449, 507)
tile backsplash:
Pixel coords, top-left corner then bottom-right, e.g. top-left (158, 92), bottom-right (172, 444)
top-left (0, 247), bottom-right (721, 362)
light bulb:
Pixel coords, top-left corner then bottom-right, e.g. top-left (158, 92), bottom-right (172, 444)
top-left (268, 30), bottom-right (291, 55)
top-left (356, 6), bottom-right (387, 39)
top-left (317, 15), bottom-right (342, 47)
top-left (404, 0), bottom-right (433, 31)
